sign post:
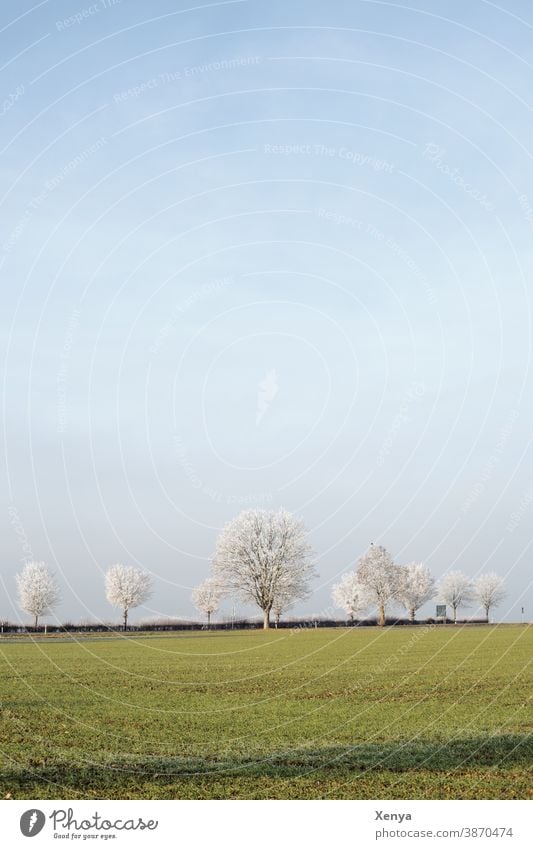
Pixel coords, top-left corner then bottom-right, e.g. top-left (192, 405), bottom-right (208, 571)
top-left (436, 604), bottom-right (447, 623)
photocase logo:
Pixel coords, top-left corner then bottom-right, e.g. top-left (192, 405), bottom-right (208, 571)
top-left (20, 809), bottom-right (46, 837)
top-left (256, 369), bottom-right (279, 425)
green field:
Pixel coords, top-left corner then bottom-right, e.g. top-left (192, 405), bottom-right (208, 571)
top-left (0, 625), bottom-right (531, 799)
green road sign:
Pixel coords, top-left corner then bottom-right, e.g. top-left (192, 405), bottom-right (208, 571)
top-left (436, 605), bottom-right (447, 617)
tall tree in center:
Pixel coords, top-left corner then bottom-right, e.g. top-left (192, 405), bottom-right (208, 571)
top-left (212, 509), bottom-right (316, 629)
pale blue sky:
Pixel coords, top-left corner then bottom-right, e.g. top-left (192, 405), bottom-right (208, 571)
top-left (1, 0), bottom-right (533, 624)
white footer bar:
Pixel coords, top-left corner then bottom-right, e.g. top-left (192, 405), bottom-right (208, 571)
top-left (2, 799), bottom-right (532, 848)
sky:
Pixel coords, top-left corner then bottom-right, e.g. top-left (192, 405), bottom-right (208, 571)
top-left (1, 0), bottom-right (533, 625)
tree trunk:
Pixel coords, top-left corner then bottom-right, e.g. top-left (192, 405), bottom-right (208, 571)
top-left (263, 608), bottom-right (271, 629)
top-left (378, 603), bottom-right (385, 627)
top-left (123, 609), bottom-right (128, 631)
top-left (207, 610), bottom-right (211, 629)
top-left (485, 604), bottom-right (490, 623)
top-left (410, 607), bottom-right (415, 623)
top-left (34, 614), bottom-right (38, 629)
top-left (453, 603), bottom-right (457, 624)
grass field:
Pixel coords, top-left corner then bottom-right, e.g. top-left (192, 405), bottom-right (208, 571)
top-left (0, 624), bottom-right (531, 799)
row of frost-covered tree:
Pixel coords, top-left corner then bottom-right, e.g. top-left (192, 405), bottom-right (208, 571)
top-left (331, 552), bottom-right (506, 625)
top-left (10, 509), bottom-right (507, 629)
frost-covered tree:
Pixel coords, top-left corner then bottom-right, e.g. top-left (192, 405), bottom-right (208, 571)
top-left (191, 577), bottom-right (222, 628)
top-left (105, 564), bottom-right (153, 630)
top-left (437, 571), bottom-right (474, 624)
top-left (212, 508), bottom-right (316, 629)
top-left (16, 561), bottom-right (61, 628)
top-left (396, 562), bottom-right (435, 622)
top-left (356, 544), bottom-right (399, 626)
top-left (272, 589), bottom-right (295, 628)
top-left (475, 573), bottom-right (507, 621)
top-left (332, 572), bottom-right (367, 623)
